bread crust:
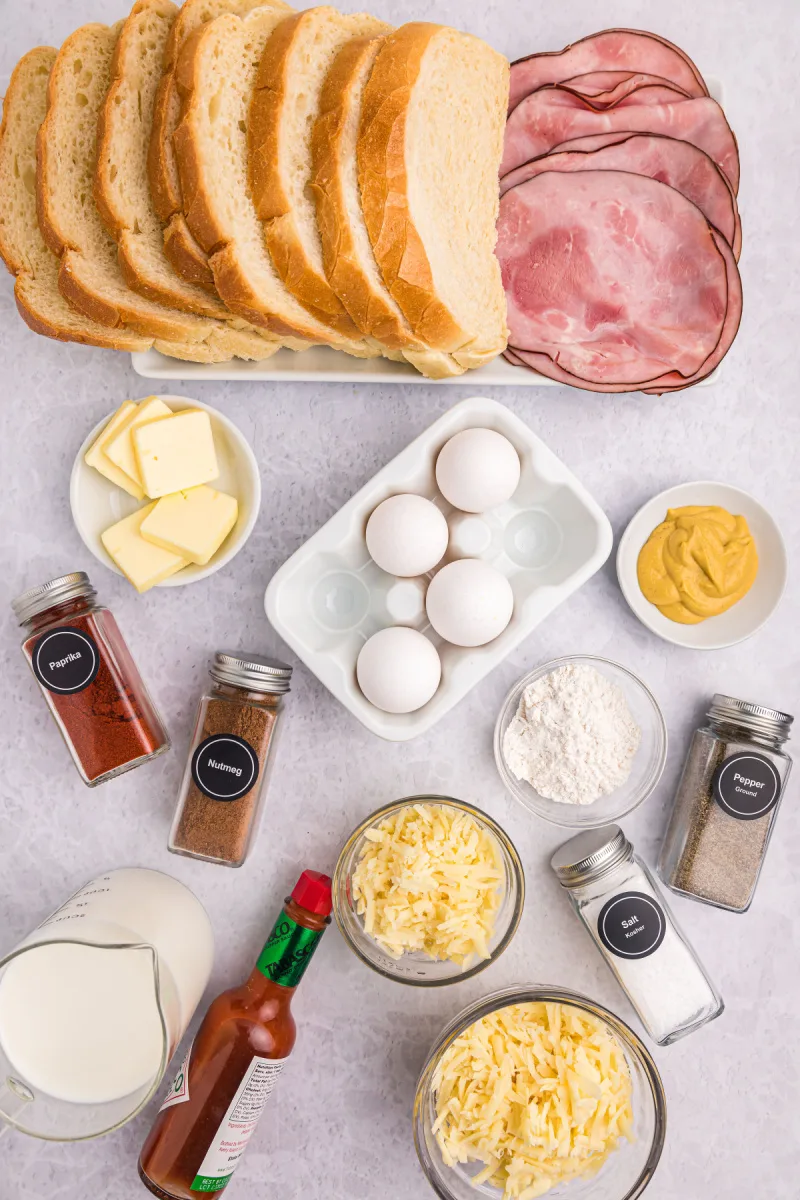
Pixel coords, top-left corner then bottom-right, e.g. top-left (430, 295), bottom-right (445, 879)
top-left (249, 9), bottom-right (375, 337)
top-left (163, 213), bottom-right (218, 288)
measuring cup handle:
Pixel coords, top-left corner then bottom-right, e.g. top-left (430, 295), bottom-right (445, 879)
top-left (0, 1077), bottom-right (34, 1135)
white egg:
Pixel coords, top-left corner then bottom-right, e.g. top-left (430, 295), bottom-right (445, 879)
top-left (426, 559), bottom-right (514, 647)
top-left (366, 494), bottom-right (448, 577)
top-left (356, 627), bottom-right (442, 713)
top-left (436, 428), bottom-right (521, 513)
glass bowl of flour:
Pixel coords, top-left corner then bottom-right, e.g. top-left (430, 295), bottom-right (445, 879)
top-left (494, 655), bottom-right (667, 828)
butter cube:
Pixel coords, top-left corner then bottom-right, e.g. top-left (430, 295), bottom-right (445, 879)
top-left (140, 486), bottom-right (238, 565)
top-left (105, 397), bottom-right (172, 489)
top-left (84, 402), bottom-right (144, 499)
top-left (133, 410), bottom-right (218, 499)
top-left (101, 503), bottom-right (188, 593)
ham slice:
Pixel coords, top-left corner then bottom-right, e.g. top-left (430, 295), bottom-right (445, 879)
top-left (509, 29), bottom-right (708, 112)
top-left (499, 133), bottom-right (741, 259)
top-left (498, 170), bottom-right (730, 386)
top-left (501, 87), bottom-right (739, 190)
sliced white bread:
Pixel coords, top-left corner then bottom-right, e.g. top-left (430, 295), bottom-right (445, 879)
top-left (0, 47), bottom-right (150, 351)
top-left (358, 23), bottom-right (509, 369)
top-left (174, 5), bottom-right (375, 354)
top-left (94, 0), bottom-right (238, 319)
top-left (310, 34), bottom-right (463, 379)
top-left (248, 7), bottom-right (389, 339)
top-left (37, 21), bottom-right (280, 363)
top-left (149, 0), bottom-right (292, 289)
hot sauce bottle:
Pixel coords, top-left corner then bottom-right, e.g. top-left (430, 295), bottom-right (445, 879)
top-left (138, 871), bottom-right (332, 1198)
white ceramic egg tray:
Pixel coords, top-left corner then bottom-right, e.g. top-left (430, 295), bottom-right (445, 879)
top-left (265, 397), bottom-right (612, 740)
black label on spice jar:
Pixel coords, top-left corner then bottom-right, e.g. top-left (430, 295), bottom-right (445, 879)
top-left (191, 734), bottom-right (260, 801)
top-left (713, 752), bottom-right (781, 821)
top-left (597, 891), bottom-right (666, 960)
top-left (31, 627), bottom-right (100, 695)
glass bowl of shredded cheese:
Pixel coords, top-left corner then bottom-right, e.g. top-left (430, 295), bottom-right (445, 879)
top-left (414, 986), bottom-right (666, 1200)
top-left (333, 797), bottom-right (524, 985)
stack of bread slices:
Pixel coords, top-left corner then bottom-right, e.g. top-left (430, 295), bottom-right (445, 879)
top-left (0, 0), bottom-right (509, 375)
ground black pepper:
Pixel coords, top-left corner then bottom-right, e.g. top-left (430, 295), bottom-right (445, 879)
top-left (169, 654), bottom-right (291, 867)
top-left (659, 695), bottom-right (793, 912)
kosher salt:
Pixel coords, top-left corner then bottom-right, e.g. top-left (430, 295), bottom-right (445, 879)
top-left (551, 825), bottom-right (723, 1045)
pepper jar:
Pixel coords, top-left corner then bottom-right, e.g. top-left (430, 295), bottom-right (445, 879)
top-left (13, 572), bottom-right (169, 786)
top-left (169, 652), bottom-right (292, 867)
top-left (659, 695), bottom-right (793, 913)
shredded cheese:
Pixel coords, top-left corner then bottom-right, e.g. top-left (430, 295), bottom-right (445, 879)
top-left (351, 803), bottom-right (505, 968)
top-left (432, 1002), bottom-right (634, 1198)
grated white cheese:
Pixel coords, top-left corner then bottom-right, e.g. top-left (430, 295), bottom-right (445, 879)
top-left (432, 1002), bottom-right (634, 1199)
top-left (351, 804), bottom-right (505, 968)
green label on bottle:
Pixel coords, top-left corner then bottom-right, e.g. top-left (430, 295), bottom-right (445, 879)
top-left (256, 914), bottom-right (324, 988)
top-left (190, 1175), bottom-right (231, 1193)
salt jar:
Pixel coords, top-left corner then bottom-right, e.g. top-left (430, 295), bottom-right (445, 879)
top-left (658, 695), bottom-right (793, 913)
top-left (551, 825), bottom-right (723, 1045)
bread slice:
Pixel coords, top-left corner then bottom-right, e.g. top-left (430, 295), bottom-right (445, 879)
top-left (248, 7), bottom-right (389, 338)
top-left (37, 21), bottom-right (280, 363)
top-left (149, 0), bottom-right (292, 289)
top-left (174, 5), bottom-right (375, 354)
top-left (0, 47), bottom-right (150, 351)
top-left (94, 0), bottom-right (237, 318)
top-left (310, 34), bottom-right (464, 379)
top-left (358, 23), bottom-right (509, 368)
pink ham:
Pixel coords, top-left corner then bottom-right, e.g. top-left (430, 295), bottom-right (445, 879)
top-left (499, 133), bottom-right (741, 259)
top-left (509, 29), bottom-right (708, 112)
top-left (498, 170), bottom-right (730, 386)
top-left (560, 70), bottom-right (692, 105)
top-left (508, 227), bottom-right (741, 393)
top-left (501, 88), bottom-right (739, 191)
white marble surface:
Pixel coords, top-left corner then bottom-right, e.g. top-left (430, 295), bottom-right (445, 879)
top-left (1, 0), bottom-right (799, 1196)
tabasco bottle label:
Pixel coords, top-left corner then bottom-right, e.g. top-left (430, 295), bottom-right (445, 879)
top-left (256, 913), bottom-right (325, 989)
top-left (159, 1043), bottom-right (192, 1111)
top-left (190, 1056), bottom-right (288, 1192)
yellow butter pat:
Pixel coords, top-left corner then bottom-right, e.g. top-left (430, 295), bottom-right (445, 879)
top-left (105, 396), bottom-right (172, 489)
top-left (140, 486), bottom-right (238, 565)
top-left (101, 503), bottom-right (188, 593)
top-left (84, 402), bottom-right (144, 499)
top-left (133, 410), bottom-right (218, 499)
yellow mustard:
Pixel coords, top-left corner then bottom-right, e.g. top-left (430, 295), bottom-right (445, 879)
top-left (637, 505), bottom-right (758, 625)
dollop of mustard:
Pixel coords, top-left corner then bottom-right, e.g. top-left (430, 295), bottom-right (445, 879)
top-left (637, 505), bottom-right (758, 625)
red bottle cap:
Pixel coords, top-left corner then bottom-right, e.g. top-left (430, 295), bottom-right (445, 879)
top-left (291, 870), bottom-right (333, 916)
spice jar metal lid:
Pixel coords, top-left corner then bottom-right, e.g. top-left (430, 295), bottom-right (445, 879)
top-left (210, 651), bottom-right (292, 695)
top-left (708, 694), bottom-right (793, 743)
top-left (550, 824), bottom-right (633, 888)
top-left (12, 572), bottom-right (96, 625)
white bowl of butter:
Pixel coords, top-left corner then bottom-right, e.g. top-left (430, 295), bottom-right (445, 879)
top-left (70, 395), bottom-right (261, 590)
top-left (617, 481), bottom-right (787, 649)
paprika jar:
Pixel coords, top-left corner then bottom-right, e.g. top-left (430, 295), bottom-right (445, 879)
top-left (12, 572), bottom-right (169, 786)
top-left (169, 652), bottom-right (292, 867)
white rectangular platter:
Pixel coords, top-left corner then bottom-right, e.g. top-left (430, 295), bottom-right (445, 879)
top-left (265, 396), bottom-right (612, 741)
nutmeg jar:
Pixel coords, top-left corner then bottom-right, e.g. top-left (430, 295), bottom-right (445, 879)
top-left (169, 652), bottom-right (292, 867)
top-left (12, 572), bottom-right (169, 786)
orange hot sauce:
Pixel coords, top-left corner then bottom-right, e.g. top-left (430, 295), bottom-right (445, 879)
top-left (138, 871), bottom-right (332, 1198)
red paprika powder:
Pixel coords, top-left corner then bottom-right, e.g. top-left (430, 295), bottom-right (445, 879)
top-left (13, 572), bottom-right (169, 786)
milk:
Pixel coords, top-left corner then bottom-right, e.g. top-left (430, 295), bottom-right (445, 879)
top-left (0, 943), bottom-right (167, 1104)
top-left (0, 869), bottom-right (214, 1114)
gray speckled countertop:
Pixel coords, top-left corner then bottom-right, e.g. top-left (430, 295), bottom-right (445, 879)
top-left (1, 0), bottom-right (799, 1196)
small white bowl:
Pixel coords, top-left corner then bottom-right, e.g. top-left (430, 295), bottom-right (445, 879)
top-left (617, 481), bottom-right (786, 650)
top-left (70, 394), bottom-right (261, 587)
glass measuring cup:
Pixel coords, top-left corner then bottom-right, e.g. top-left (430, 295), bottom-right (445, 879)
top-left (0, 868), bottom-right (214, 1141)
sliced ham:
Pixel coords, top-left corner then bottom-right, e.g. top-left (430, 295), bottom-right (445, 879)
top-left (498, 170), bottom-right (730, 386)
top-left (509, 28), bottom-right (708, 112)
top-left (560, 69), bottom-right (692, 105)
top-left (499, 133), bottom-right (741, 259)
top-left (501, 88), bottom-right (739, 191)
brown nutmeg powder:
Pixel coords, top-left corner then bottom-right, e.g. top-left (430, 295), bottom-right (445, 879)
top-left (171, 693), bottom-right (279, 866)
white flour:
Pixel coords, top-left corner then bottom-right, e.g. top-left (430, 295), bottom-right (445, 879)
top-left (503, 663), bottom-right (641, 805)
